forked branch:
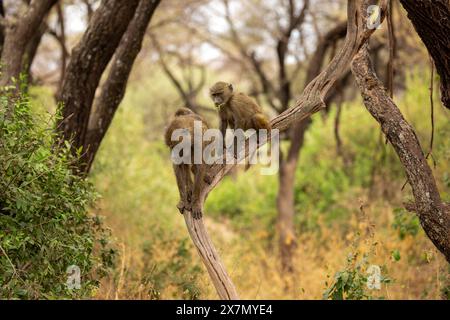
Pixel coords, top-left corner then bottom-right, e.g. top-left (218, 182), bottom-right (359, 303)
top-left (181, 0), bottom-right (388, 300)
top-left (202, 0), bottom-right (387, 197)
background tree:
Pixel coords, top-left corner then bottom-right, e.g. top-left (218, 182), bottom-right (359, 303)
top-left (83, 0), bottom-right (161, 172)
top-left (0, 0), bottom-right (58, 87)
top-left (57, 0), bottom-right (161, 173)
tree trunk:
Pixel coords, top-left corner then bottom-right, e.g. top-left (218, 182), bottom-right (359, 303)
top-left (352, 44), bottom-right (450, 262)
top-left (399, 0), bottom-right (450, 109)
top-left (24, 23), bottom-right (46, 84)
top-left (277, 119), bottom-right (311, 272)
top-left (55, 2), bottom-right (67, 91)
top-left (57, 0), bottom-right (141, 167)
top-left (276, 21), bottom-right (347, 272)
top-left (0, 0), bottom-right (58, 87)
top-left (83, 0), bottom-right (161, 173)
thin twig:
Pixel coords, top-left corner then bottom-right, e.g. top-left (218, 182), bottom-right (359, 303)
top-left (0, 244), bottom-right (17, 281)
top-left (425, 55), bottom-right (436, 167)
top-left (386, 0), bottom-right (396, 98)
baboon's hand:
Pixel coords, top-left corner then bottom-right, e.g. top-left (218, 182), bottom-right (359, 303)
top-left (191, 203), bottom-right (203, 220)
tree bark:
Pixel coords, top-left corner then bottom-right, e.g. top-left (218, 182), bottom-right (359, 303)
top-left (57, 0), bottom-right (141, 166)
top-left (352, 44), bottom-right (450, 262)
top-left (0, 0), bottom-right (58, 87)
top-left (83, 0), bottom-right (161, 173)
top-left (399, 0), bottom-right (450, 109)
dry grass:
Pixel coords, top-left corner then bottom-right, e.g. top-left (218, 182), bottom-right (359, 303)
top-left (94, 196), bottom-right (448, 300)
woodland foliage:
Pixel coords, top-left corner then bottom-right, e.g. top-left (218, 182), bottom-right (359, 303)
top-left (0, 0), bottom-right (449, 300)
top-left (0, 88), bottom-right (115, 299)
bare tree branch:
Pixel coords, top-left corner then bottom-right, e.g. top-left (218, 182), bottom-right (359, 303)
top-left (82, 0), bottom-right (94, 22)
top-left (275, 12), bottom-right (346, 273)
top-left (222, 0), bottom-right (280, 111)
top-left (150, 34), bottom-right (213, 115)
top-left (276, 0), bottom-right (309, 111)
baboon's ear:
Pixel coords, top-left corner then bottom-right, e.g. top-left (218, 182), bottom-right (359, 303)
top-left (228, 84), bottom-right (233, 92)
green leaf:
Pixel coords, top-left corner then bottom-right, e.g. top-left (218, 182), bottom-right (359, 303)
top-left (391, 249), bottom-right (401, 262)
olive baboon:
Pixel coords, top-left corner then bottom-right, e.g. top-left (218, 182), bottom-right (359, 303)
top-left (164, 107), bottom-right (209, 219)
top-left (209, 81), bottom-right (271, 140)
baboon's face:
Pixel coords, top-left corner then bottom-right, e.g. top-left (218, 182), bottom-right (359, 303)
top-left (210, 82), bottom-right (233, 106)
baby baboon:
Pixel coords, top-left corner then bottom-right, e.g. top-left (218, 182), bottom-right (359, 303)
top-left (209, 81), bottom-right (271, 140)
top-left (164, 107), bottom-right (208, 219)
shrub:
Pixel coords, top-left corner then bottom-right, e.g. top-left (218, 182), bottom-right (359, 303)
top-left (323, 251), bottom-right (391, 300)
top-left (0, 91), bottom-right (115, 299)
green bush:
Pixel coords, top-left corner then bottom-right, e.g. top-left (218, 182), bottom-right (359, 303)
top-left (323, 252), bottom-right (391, 300)
top-left (0, 91), bottom-right (115, 299)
